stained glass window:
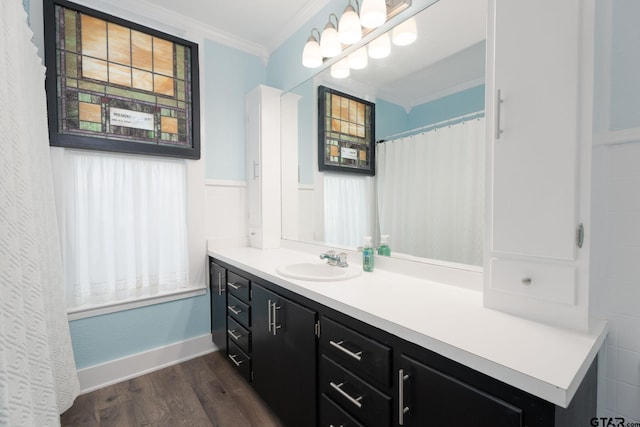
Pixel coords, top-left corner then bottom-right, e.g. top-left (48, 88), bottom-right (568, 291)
top-left (44, 0), bottom-right (200, 159)
top-left (318, 86), bottom-right (375, 175)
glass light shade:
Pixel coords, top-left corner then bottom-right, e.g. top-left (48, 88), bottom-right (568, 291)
top-left (331, 59), bottom-right (350, 79)
top-left (302, 37), bottom-right (322, 68)
top-left (320, 23), bottom-right (342, 57)
top-left (348, 47), bottom-right (368, 69)
top-left (339, 5), bottom-right (362, 45)
top-left (368, 33), bottom-right (391, 59)
top-left (360, 0), bottom-right (387, 29)
top-left (392, 17), bottom-right (417, 46)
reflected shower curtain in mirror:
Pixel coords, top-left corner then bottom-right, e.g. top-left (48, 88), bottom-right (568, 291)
top-left (324, 173), bottom-right (376, 249)
top-left (376, 117), bottom-right (485, 265)
top-left (1, 0), bottom-right (80, 424)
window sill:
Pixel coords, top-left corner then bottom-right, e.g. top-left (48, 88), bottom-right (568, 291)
top-left (66, 286), bottom-right (208, 321)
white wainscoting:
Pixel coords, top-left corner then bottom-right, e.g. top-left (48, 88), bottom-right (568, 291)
top-left (205, 179), bottom-right (249, 247)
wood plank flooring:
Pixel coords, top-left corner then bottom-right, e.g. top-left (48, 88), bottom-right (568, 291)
top-left (60, 351), bottom-right (284, 427)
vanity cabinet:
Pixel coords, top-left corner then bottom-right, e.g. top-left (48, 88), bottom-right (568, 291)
top-left (209, 260), bottom-right (226, 352)
top-left (484, 0), bottom-right (594, 331)
top-left (398, 354), bottom-right (522, 427)
top-left (208, 258), bottom-right (596, 427)
top-left (251, 283), bottom-right (317, 427)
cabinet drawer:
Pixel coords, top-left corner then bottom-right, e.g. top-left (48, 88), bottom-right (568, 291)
top-left (320, 393), bottom-right (364, 427)
top-left (227, 271), bottom-right (250, 302)
top-left (490, 258), bottom-right (576, 305)
top-left (320, 355), bottom-right (391, 427)
top-left (227, 340), bottom-right (251, 383)
top-left (321, 316), bottom-right (391, 387)
top-left (228, 294), bottom-right (251, 328)
top-left (227, 316), bottom-right (251, 354)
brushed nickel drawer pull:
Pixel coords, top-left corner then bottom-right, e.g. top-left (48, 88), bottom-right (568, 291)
top-left (329, 340), bottom-right (362, 361)
top-left (399, 369), bottom-right (410, 425)
top-left (227, 329), bottom-right (242, 341)
top-left (228, 354), bottom-right (244, 367)
top-left (227, 282), bottom-right (241, 290)
top-left (329, 381), bottom-right (363, 408)
top-left (218, 272), bottom-right (223, 295)
top-left (227, 305), bottom-right (242, 316)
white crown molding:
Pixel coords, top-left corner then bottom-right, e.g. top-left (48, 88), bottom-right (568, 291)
top-left (266, 0), bottom-right (332, 54)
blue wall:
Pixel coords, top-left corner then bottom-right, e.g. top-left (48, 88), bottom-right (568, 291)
top-left (69, 294), bottom-right (210, 369)
top-left (407, 85), bottom-right (486, 131)
top-left (377, 99), bottom-right (410, 141)
top-left (204, 40), bottom-right (266, 180)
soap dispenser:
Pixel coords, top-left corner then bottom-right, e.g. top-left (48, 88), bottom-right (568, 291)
top-left (378, 234), bottom-right (391, 256)
top-left (363, 236), bottom-right (375, 272)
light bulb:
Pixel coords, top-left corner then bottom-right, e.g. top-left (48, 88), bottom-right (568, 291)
top-left (302, 36), bottom-right (322, 68)
top-left (320, 21), bottom-right (341, 57)
top-left (331, 58), bottom-right (350, 79)
top-left (348, 47), bottom-right (368, 70)
top-left (339, 5), bottom-right (362, 45)
top-left (360, 0), bottom-right (387, 29)
top-left (392, 17), bottom-right (417, 46)
top-left (368, 33), bottom-right (391, 59)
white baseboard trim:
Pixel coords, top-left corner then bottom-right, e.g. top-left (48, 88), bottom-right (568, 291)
top-left (77, 334), bottom-right (218, 394)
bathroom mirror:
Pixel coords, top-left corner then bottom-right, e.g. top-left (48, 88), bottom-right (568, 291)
top-left (281, 0), bottom-right (487, 267)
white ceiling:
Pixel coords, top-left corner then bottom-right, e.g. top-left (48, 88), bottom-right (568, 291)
top-left (143, 0), bottom-right (330, 52)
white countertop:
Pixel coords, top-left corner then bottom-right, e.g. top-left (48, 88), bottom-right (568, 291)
top-left (208, 244), bottom-right (607, 408)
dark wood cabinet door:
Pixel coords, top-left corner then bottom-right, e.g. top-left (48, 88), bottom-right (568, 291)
top-left (398, 354), bottom-right (523, 427)
top-left (252, 283), bottom-right (317, 427)
top-left (209, 259), bottom-right (227, 353)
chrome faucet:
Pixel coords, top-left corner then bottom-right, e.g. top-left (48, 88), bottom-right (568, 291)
top-left (319, 250), bottom-right (349, 267)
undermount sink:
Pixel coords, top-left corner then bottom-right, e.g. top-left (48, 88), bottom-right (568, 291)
top-left (276, 262), bottom-right (362, 282)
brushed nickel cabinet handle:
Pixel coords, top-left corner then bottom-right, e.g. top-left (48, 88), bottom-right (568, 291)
top-left (227, 282), bottom-right (241, 290)
top-left (228, 354), bottom-right (244, 367)
top-left (495, 89), bottom-right (504, 140)
top-left (399, 369), bottom-right (410, 425)
top-left (227, 329), bottom-right (242, 341)
top-left (218, 272), bottom-right (223, 295)
top-left (268, 300), bottom-right (272, 332)
top-left (272, 303), bottom-right (282, 336)
top-left (329, 340), bottom-right (362, 361)
top-left (227, 305), bottom-right (242, 316)
top-left (329, 381), bottom-right (363, 408)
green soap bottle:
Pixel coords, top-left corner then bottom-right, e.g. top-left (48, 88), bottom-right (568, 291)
top-left (378, 234), bottom-right (391, 256)
top-left (363, 236), bottom-right (375, 272)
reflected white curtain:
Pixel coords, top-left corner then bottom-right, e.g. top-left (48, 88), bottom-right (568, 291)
top-left (377, 117), bottom-right (485, 265)
top-left (324, 173), bottom-right (375, 249)
top-left (62, 152), bottom-right (189, 308)
top-left (0, 0), bottom-right (80, 424)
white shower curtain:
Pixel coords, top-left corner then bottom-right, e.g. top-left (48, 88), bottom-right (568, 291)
top-left (0, 0), bottom-right (80, 425)
top-left (377, 117), bottom-right (485, 265)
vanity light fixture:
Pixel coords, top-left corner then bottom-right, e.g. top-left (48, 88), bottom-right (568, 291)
top-left (368, 32), bottom-right (391, 58)
top-left (320, 14), bottom-right (342, 58)
top-left (330, 58), bottom-right (350, 78)
top-left (348, 46), bottom-right (368, 69)
top-left (391, 16), bottom-right (417, 46)
top-left (360, 0), bottom-right (387, 29)
top-left (338, 0), bottom-right (362, 45)
top-left (302, 28), bottom-right (323, 68)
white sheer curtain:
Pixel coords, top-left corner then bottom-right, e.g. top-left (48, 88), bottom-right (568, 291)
top-left (62, 151), bottom-right (189, 308)
top-left (323, 173), bottom-right (375, 249)
top-left (0, 0), bottom-right (80, 424)
top-left (377, 117), bottom-right (485, 265)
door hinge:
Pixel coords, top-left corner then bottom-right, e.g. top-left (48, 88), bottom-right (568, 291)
top-left (315, 320), bottom-right (321, 338)
top-left (576, 223), bottom-right (584, 248)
